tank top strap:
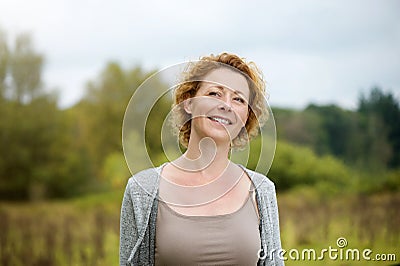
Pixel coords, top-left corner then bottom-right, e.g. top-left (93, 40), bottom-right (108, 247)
top-left (249, 182), bottom-right (260, 221)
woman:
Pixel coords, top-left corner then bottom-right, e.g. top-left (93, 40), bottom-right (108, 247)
top-left (120, 53), bottom-right (284, 265)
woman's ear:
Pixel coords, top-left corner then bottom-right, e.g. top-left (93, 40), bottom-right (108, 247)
top-left (183, 98), bottom-right (192, 114)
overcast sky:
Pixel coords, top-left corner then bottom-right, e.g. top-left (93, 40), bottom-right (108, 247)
top-left (0, 0), bottom-right (399, 109)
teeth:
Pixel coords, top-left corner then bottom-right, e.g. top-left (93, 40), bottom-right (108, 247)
top-left (210, 117), bottom-right (231, 125)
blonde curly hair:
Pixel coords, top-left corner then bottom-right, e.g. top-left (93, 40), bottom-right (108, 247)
top-left (171, 52), bottom-right (269, 149)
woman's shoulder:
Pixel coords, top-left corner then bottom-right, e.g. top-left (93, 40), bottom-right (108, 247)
top-left (238, 165), bottom-right (276, 193)
top-left (125, 164), bottom-right (164, 195)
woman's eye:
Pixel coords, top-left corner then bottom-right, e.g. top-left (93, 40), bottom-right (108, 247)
top-left (234, 97), bottom-right (245, 103)
top-left (208, 91), bottom-right (220, 97)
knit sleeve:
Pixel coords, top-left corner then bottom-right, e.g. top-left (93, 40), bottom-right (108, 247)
top-left (257, 180), bottom-right (285, 266)
top-left (119, 178), bottom-right (138, 266)
top-left (269, 183), bottom-right (284, 266)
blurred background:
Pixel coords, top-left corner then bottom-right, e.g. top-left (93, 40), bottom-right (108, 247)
top-left (0, 0), bottom-right (399, 265)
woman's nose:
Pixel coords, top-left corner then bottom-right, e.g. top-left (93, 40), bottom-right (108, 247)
top-left (217, 98), bottom-right (232, 112)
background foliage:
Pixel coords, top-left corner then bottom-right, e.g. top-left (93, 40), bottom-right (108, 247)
top-left (0, 31), bottom-right (399, 265)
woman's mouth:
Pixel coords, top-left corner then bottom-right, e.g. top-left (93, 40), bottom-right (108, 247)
top-left (208, 116), bottom-right (233, 125)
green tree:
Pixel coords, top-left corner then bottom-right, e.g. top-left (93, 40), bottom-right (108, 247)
top-left (0, 32), bottom-right (47, 199)
top-left (0, 31), bottom-right (91, 200)
top-left (0, 29), bottom-right (8, 100)
top-left (358, 87), bottom-right (400, 168)
top-left (305, 104), bottom-right (360, 162)
top-left (268, 140), bottom-right (352, 193)
top-left (273, 107), bottom-right (324, 151)
top-left (9, 34), bottom-right (43, 103)
top-left (77, 62), bottom-right (162, 181)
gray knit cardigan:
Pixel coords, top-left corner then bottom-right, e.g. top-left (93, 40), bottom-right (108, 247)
top-left (119, 164), bottom-right (284, 266)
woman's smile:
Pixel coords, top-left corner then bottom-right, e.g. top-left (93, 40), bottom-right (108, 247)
top-left (208, 115), bottom-right (233, 126)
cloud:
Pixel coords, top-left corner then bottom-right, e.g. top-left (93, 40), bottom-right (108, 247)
top-left (0, 0), bottom-right (399, 108)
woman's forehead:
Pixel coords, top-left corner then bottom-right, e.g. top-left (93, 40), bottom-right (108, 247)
top-left (200, 68), bottom-right (250, 98)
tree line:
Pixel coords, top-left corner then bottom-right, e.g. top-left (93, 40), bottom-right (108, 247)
top-left (0, 31), bottom-right (399, 200)
top-left (274, 88), bottom-right (400, 171)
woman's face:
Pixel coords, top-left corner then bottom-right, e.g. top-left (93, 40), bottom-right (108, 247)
top-left (185, 67), bottom-right (250, 145)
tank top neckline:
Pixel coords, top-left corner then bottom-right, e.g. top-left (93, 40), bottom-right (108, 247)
top-left (158, 190), bottom-right (255, 220)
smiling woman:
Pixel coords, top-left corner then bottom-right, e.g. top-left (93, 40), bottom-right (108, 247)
top-left (172, 53), bottom-right (269, 150)
top-left (182, 68), bottom-right (250, 150)
top-left (119, 52), bottom-right (284, 266)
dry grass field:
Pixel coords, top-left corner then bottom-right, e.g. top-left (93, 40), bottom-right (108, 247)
top-left (0, 190), bottom-right (398, 266)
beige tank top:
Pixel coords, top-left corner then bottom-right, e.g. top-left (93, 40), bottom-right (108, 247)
top-left (155, 192), bottom-right (261, 265)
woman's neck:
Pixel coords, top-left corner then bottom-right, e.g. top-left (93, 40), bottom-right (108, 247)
top-left (175, 136), bottom-right (231, 182)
